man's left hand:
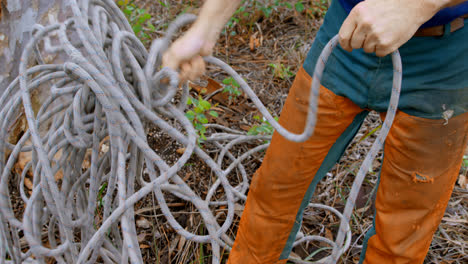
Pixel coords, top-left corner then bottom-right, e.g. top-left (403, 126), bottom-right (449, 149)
top-left (338, 0), bottom-right (442, 57)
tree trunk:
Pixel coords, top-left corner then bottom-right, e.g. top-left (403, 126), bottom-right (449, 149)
top-left (0, 0), bottom-right (71, 94)
top-left (0, 0), bottom-right (73, 146)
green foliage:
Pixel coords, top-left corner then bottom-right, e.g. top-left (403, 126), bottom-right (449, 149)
top-left (268, 63), bottom-right (295, 79)
top-left (97, 182), bottom-right (107, 210)
top-left (224, 0), bottom-right (309, 36)
top-left (254, 0), bottom-right (303, 18)
top-left (308, 0), bottom-right (329, 18)
top-left (222, 77), bottom-right (242, 103)
top-left (117, 0), bottom-right (156, 44)
top-left (462, 155), bottom-right (468, 172)
top-left (248, 115), bottom-right (277, 136)
top-left (295, 1), bottom-right (305, 13)
top-left (185, 96), bottom-right (218, 142)
top-left (158, 0), bottom-right (169, 8)
top-left (224, 5), bottom-right (249, 36)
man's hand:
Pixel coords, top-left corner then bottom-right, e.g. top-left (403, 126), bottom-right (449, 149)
top-left (338, 0), bottom-right (445, 57)
top-left (163, 0), bottom-right (242, 82)
top-left (162, 26), bottom-right (215, 82)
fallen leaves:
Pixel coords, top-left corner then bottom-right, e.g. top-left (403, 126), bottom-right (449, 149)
top-left (176, 148), bottom-right (186, 155)
top-left (136, 217), bottom-right (151, 229)
top-left (138, 233), bottom-right (150, 249)
top-left (458, 174), bottom-right (467, 189)
top-left (249, 32), bottom-right (263, 51)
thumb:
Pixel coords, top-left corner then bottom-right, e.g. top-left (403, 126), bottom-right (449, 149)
top-left (162, 48), bottom-right (181, 71)
top-left (338, 14), bottom-right (357, 52)
top-left (163, 35), bottom-right (205, 70)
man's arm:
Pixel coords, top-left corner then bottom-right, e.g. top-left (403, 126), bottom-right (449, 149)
top-left (162, 0), bottom-right (242, 81)
top-left (339, 0), bottom-right (467, 57)
top-left (443, 0), bottom-right (467, 7)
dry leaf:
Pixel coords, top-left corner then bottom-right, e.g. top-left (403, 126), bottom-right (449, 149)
top-left (136, 218), bottom-right (151, 229)
top-left (24, 177), bottom-right (33, 190)
top-left (239, 124), bottom-right (251, 131)
top-left (183, 173), bottom-right (192, 182)
top-left (177, 234), bottom-right (187, 252)
top-left (458, 174), bottom-right (467, 189)
top-left (139, 244), bottom-right (150, 249)
top-left (14, 150), bottom-right (32, 176)
top-left (249, 32), bottom-right (262, 51)
top-left (190, 78), bottom-right (237, 106)
top-left (289, 251), bottom-right (301, 259)
top-left (234, 203), bottom-right (244, 218)
top-left (137, 233), bottom-right (147, 243)
top-left (325, 228), bottom-right (334, 241)
top-left (54, 170), bottom-right (63, 181)
top-left (176, 148), bottom-right (186, 155)
top-left (190, 78), bottom-right (222, 95)
top-left (168, 235), bottom-right (180, 256)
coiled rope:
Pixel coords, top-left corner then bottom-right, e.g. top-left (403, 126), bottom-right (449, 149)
top-left (0, 0), bottom-right (402, 263)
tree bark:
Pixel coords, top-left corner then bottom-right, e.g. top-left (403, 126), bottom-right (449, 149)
top-left (0, 0), bottom-right (71, 94)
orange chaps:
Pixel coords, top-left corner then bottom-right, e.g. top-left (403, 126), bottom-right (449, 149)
top-left (227, 68), bottom-right (468, 264)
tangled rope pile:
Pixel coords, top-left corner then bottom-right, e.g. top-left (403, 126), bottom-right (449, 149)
top-left (0, 0), bottom-right (402, 263)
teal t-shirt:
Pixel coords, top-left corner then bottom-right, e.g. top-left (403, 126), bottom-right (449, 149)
top-left (303, 0), bottom-right (468, 119)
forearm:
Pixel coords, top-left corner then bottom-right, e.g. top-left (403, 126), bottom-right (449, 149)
top-left (423, 0), bottom-right (467, 16)
top-left (440, 0), bottom-right (467, 8)
top-left (192, 0), bottom-right (243, 38)
top-left (397, 0), bottom-right (467, 26)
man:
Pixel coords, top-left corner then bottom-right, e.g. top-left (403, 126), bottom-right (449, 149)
top-left (163, 0), bottom-right (468, 263)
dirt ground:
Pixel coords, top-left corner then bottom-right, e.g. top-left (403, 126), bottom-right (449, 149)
top-left (122, 1), bottom-right (468, 263)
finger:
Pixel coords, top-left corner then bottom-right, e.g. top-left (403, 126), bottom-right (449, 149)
top-left (180, 62), bottom-right (192, 83)
top-left (339, 16), bottom-right (357, 52)
top-left (190, 56), bottom-right (206, 80)
top-left (375, 48), bottom-right (391, 57)
top-left (162, 49), bottom-right (181, 71)
top-left (186, 63), bottom-right (198, 82)
top-left (375, 42), bottom-right (395, 57)
top-left (362, 37), bottom-right (377, 54)
top-left (184, 60), bottom-right (198, 82)
top-left (350, 26), bottom-right (367, 50)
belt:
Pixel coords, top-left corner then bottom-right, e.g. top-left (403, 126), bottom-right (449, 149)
top-left (415, 14), bottom-right (468, 37)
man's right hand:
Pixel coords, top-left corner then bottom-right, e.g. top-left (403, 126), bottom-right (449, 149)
top-left (162, 26), bottom-right (215, 82)
top-left (162, 0), bottom-right (242, 83)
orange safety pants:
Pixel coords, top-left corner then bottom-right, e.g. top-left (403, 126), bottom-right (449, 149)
top-left (226, 68), bottom-right (468, 264)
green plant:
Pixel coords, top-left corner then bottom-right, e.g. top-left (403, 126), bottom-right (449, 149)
top-left (117, 0), bottom-right (156, 44)
top-left (248, 115), bottom-right (277, 136)
top-left (185, 96), bottom-right (218, 142)
top-left (223, 0), bottom-right (306, 36)
top-left (308, 0), bottom-right (329, 18)
top-left (268, 63), bottom-right (295, 79)
top-left (222, 77), bottom-right (242, 103)
top-left (254, 0), bottom-right (303, 18)
top-left (97, 182), bottom-right (107, 209)
top-left (294, 1), bottom-right (305, 13)
top-left (462, 155), bottom-right (468, 173)
top-left (224, 5), bottom-right (249, 36)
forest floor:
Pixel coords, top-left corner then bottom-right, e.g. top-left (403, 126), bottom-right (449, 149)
top-left (120, 1), bottom-right (468, 263)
